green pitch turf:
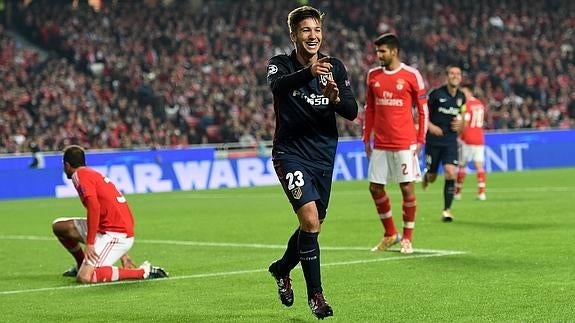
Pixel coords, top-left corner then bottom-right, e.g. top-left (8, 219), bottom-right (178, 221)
top-left (1, 168), bottom-right (573, 322)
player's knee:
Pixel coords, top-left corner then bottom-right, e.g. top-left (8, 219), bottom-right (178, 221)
top-left (368, 183), bottom-right (385, 196)
top-left (52, 219), bottom-right (70, 236)
top-left (399, 183), bottom-right (414, 197)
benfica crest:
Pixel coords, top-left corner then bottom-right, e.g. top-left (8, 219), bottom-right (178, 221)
top-left (291, 187), bottom-right (303, 200)
top-left (396, 78), bottom-right (405, 90)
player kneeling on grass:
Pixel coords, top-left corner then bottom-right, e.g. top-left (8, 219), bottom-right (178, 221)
top-left (52, 145), bottom-right (168, 283)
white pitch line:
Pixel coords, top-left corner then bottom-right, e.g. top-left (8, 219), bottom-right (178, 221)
top-left (0, 249), bottom-right (465, 296)
top-left (0, 235), bottom-right (458, 253)
top-left (93, 185), bottom-right (574, 201)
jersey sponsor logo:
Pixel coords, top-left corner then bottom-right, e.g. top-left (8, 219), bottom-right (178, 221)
top-left (396, 78), bottom-right (405, 90)
top-left (267, 64), bottom-right (278, 76)
top-left (438, 106), bottom-right (461, 115)
top-left (292, 90), bottom-right (330, 106)
top-left (375, 98), bottom-right (404, 106)
top-left (376, 90), bottom-right (404, 106)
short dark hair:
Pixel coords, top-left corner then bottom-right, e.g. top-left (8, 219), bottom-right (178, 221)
top-left (287, 6), bottom-right (324, 34)
top-left (445, 64), bottom-right (461, 74)
top-left (374, 33), bottom-right (400, 51)
top-left (63, 145), bottom-right (86, 168)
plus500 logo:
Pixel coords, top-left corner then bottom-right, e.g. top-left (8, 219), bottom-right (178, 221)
top-left (292, 90), bottom-right (330, 106)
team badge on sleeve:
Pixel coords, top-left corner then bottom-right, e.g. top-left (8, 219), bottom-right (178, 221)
top-left (267, 64), bottom-right (278, 77)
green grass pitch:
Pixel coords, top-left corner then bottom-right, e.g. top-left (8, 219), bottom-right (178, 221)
top-left (1, 168), bottom-right (573, 322)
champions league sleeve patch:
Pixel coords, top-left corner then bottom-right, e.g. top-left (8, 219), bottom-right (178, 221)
top-left (267, 64), bottom-right (278, 77)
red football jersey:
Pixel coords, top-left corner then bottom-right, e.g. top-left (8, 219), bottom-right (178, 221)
top-left (71, 167), bottom-right (135, 244)
top-left (363, 63), bottom-right (428, 150)
top-left (460, 96), bottom-right (486, 145)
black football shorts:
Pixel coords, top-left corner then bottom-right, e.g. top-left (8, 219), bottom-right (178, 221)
top-left (273, 158), bottom-right (333, 220)
top-left (424, 143), bottom-right (459, 174)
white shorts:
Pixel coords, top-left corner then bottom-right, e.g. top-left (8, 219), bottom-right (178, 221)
top-left (88, 231), bottom-right (134, 267)
top-left (368, 147), bottom-right (422, 185)
top-left (69, 218), bottom-right (133, 267)
top-left (459, 143), bottom-right (485, 164)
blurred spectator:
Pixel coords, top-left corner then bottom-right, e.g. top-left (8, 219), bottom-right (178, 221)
top-left (1, 0), bottom-right (574, 154)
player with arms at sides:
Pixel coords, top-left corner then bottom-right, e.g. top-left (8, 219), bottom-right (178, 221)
top-left (455, 84), bottom-right (487, 201)
top-left (422, 65), bottom-right (465, 222)
top-left (52, 145), bottom-right (168, 283)
top-left (266, 5), bottom-right (358, 319)
top-left (363, 33), bottom-right (428, 255)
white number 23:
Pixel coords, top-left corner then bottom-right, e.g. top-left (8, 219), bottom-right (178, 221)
top-left (285, 171), bottom-right (305, 190)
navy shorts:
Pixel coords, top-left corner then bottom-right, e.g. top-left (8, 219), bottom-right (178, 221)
top-left (273, 158), bottom-right (333, 220)
top-left (424, 143), bottom-right (459, 174)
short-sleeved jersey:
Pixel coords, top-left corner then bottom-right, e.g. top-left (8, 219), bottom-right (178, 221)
top-left (267, 50), bottom-right (358, 168)
top-left (460, 96), bottom-right (486, 145)
top-left (363, 63), bottom-right (428, 150)
top-left (71, 167), bottom-right (134, 244)
top-left (426, 85), bottom-right (466, 146)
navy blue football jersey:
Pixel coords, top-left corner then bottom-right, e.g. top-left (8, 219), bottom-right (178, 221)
top-left (267, 50), bottom-right (358, 167)
top-left (426, 85), bottom-right (466, 146)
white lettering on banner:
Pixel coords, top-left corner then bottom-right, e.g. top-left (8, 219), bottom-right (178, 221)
top-left (236, 158), bottom-right (277, 186)
top-left (134, 164), bottom-right (173, 192)
top-left (348, 151), bottom-right (367, 179)
top-left (107, 165), bottom-right (135, 194)
top-left (172, 161), bottom-right (211, 190)
top-left (54, 152), bottom-right (368, 198)
top-left (333, 154), bottom-right (353, 180)
top-left (208, 160), bottom-right (237, 189)
top-left (485, 143), bottom-right (529, 172)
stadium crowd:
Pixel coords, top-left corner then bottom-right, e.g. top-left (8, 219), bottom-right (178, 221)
top-left (1, 0), bottom-right (574, 154)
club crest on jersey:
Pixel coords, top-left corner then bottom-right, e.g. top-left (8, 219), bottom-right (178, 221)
top-left (267, 64), bottom-right (278, 77)
top-left (456, 98), bottom-right (463, 107)
top-left (291, 187), bottom-right (303, 200)
top-left (396, 78), bottom-right (405, 90)
top-left (319, 72), bottom-right (334, 88)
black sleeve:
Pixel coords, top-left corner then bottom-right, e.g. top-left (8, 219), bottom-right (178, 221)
top-left (267, 55), bottom-right (314, 96)
top-left (331, 58), bottom-right (358, 121)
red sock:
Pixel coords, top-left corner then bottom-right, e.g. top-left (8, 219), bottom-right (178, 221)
top-left (455, 167), bottom-right (465, 195)
top-left (58, 238), bottom-right (84, 268)
top-left (371, 191), bottom-right (396, 236)
top-left (402, 196), bottom-right (416, 241)
top-left (91, 266), bottom-right (145, 283)
top-left (91, 266), bottom-right (115, 283)
top-left (477, 170), bottom-right (486, 194)
top-left (118, 268), bottom-right (145, 280)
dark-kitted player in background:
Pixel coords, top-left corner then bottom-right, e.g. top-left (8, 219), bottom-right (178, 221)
top-left (423, 65), bottom-right (465, 222)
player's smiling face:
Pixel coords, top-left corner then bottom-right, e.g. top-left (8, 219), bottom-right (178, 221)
top-left (447, 67), bottom-right (462, 88)
top-left (292, 18), bottom-right (322, 58)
